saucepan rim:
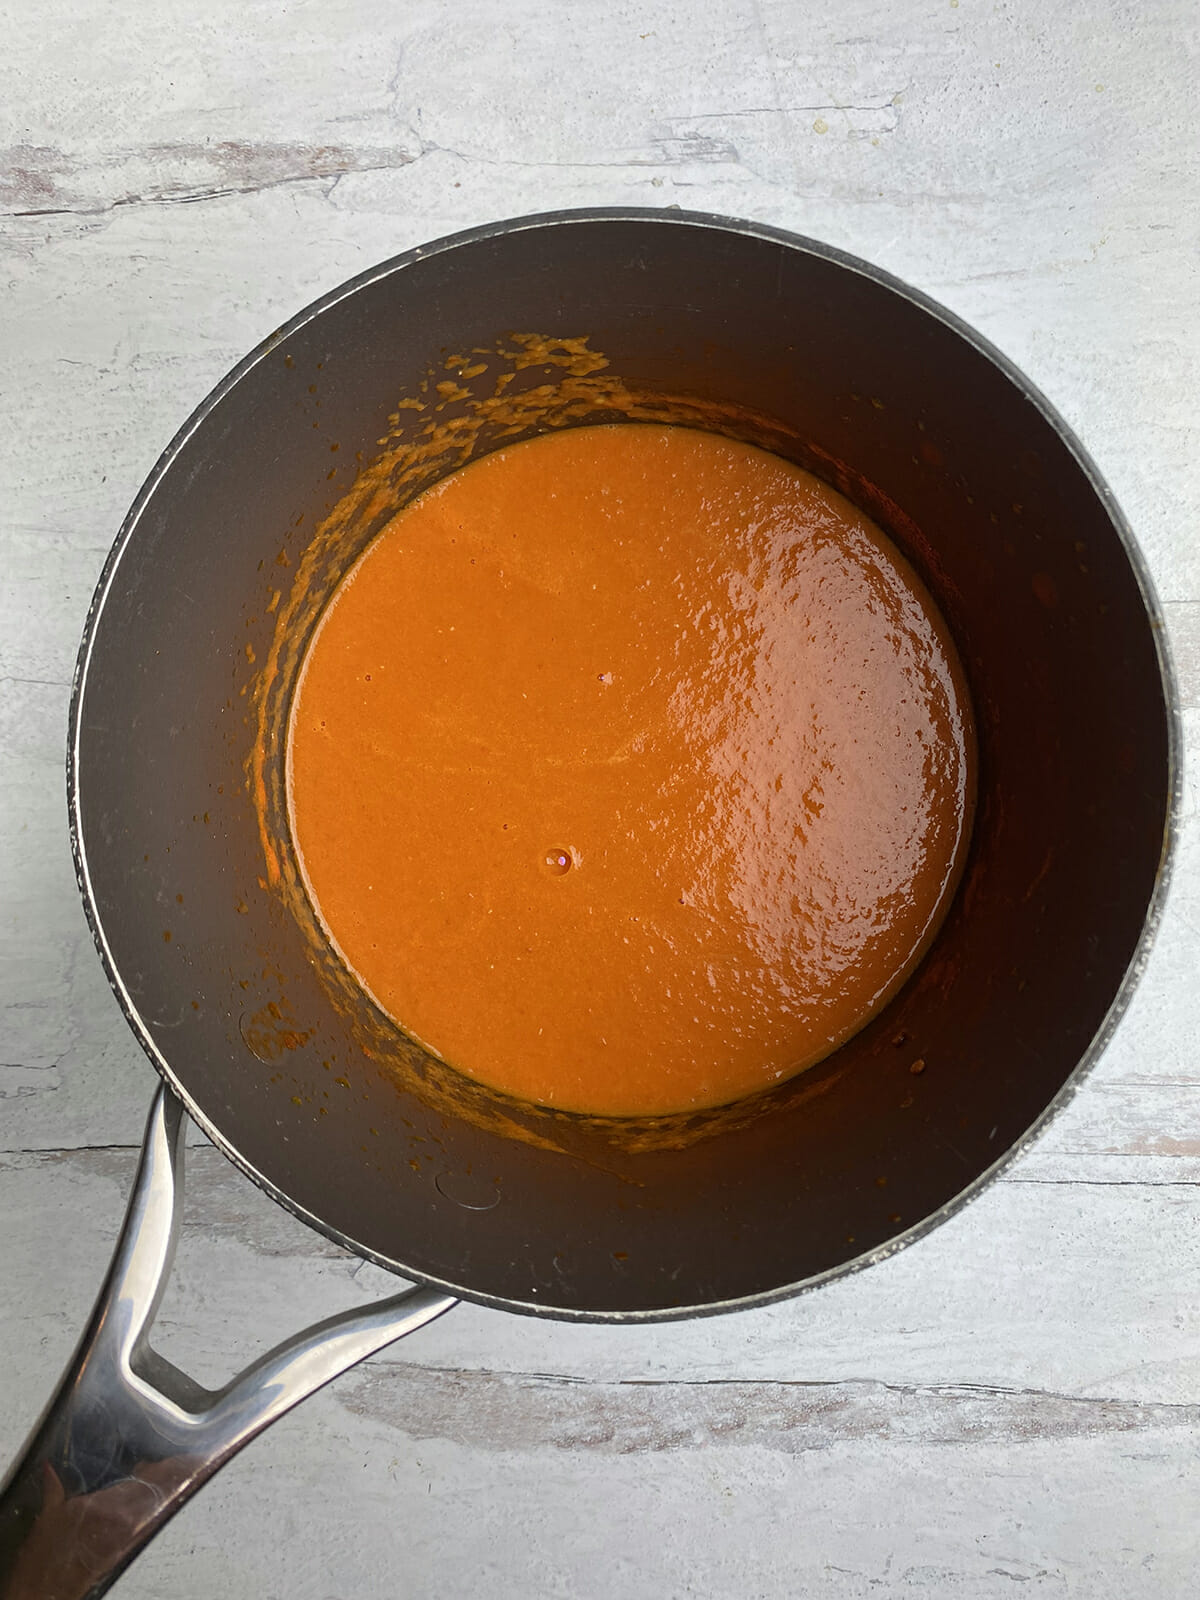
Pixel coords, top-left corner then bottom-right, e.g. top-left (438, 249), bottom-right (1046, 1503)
top-left (66, 205), bottom-right (1184, 1323)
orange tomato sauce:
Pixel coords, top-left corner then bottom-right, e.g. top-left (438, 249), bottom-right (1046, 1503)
top-left (287, 424), bottom-right (973, 1116)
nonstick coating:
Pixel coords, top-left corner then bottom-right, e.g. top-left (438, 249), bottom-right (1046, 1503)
top-left (70, 210), bottom-right (1178, 1319)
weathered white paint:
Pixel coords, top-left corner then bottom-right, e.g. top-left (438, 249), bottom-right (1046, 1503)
top-left (3, 2), bottom-right (1199, 1594)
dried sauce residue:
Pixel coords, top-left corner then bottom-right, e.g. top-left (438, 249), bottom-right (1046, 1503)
top-left (248, 332), bottom-right (972, 1151)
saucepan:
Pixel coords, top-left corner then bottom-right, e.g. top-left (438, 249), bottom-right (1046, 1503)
top-left (0, 210), bottom-right (1179, 1598)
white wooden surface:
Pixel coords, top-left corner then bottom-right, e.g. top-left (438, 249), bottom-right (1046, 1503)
top-left (3, 2), bottom-right (1199, 1595)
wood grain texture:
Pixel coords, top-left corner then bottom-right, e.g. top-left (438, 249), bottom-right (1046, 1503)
top-left (2, 1), bottom-right (1198, 1594)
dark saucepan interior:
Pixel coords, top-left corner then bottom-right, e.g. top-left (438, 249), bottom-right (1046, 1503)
top-left (72, 212), bottom-right (1173, 1317)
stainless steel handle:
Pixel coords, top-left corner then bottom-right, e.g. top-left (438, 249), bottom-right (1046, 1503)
top-left (0, 1086), bottom-right (458, 1599)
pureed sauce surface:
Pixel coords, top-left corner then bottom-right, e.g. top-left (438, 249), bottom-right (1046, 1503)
top-left (288, 424), bottom-right (973, 1116)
